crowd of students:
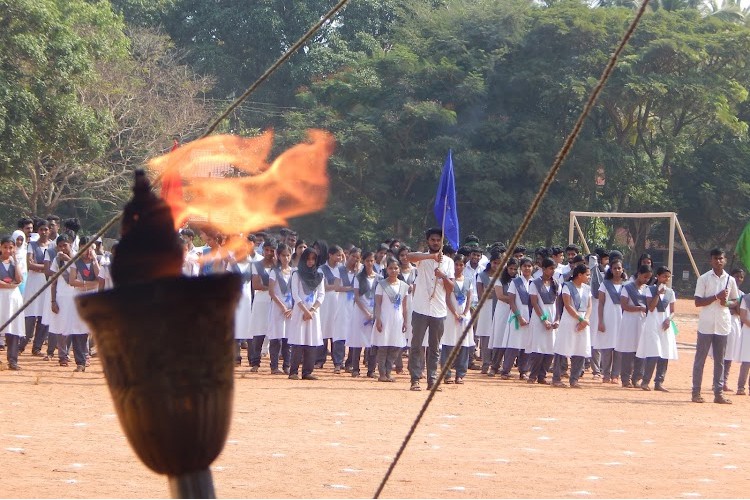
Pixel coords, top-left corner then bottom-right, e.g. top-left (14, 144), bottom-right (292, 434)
top-left (0, 217), bottom-right (748, 404)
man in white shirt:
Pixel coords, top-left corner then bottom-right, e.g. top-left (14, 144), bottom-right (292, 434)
top-left (407, 228), bottom-right (455, 391)
top-left (692, 248), bottom-right (739, 404)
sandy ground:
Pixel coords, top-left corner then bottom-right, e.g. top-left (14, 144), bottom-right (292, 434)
top-left (1, 299), bottom-right (749, 499)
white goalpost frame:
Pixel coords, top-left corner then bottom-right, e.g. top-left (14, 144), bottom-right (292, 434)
top-left (568, 211), bottom-right (701, 285)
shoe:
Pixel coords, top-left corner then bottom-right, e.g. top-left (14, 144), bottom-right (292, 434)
top-left (500, 374), bottom-right (511, 380)
top-left (271, 368), bottom-right (283, 375)
top-left (395, 369), bottom-right (403, 374)
top-left (288, 374), bottom-right (300, 380)
top-left (603, 377), bottom-right (611, 384)
top-left (378, 376), bottom-right (389, 382)
top-left (249, 366), bottom-right (259, 373)
top-left (90, 348), bottom-right (97, 358)
top-left (8, 364), bottom-right (20, 371)
top-left (59, 360), bottom-right (69, 367)
top-left (736, 389), bottom-right (746, 396)
top-left (622, 382), bottom-right (634, 388)
top-left (592, 374), bottom-right (602, 380)
top-left (333, 367), bottom-right (341, 374)
top-left (455, 377), bottom-right (464, 385)
top-left (537, 379), bottom-right (551, 385)
top-left (74, 365), bottom-right (85, 372)
top-left (240, 341), bottom-right (248, 350)
top-left (302, 374), bottom-right (318, 381)
top-left (632, 378), bottom-right (642, 386)
top-left (444, 378), bottom-right (455, 385)
top-left (468, 363), bottom-right (481, 371)
top-left (410, 382), bottom-right (421, 391)
top-left (367, 372), bottom-right (377, 379)
top-left (691, 394), bottom-right (705, 403)
top-left (552, 381), bottom-right (568, 388)
top-left (611, 377), bottom-right (619, 384)
top-left (487, 369), bottom-right (496, 377)
top-left (526, 378), bottom-right (537, 384)
top-left (32, 349), bottom-right (42, 356)
top-left (314, 362), bottom-right (324, 369)
top-left (640, 384), bottom-right (651, 391)
top-left (519, 373), bottom-right (528, 380)
top-left (714, 395), bottom-right (732, 405)
top-left (654, 385), bottom-right (669, 392)
top-left (387, 377), bottom-right (396, 382)
top-left (351, 371), bottom-right (360, 378)
top-left (569, 382), bottom-right (583, 389)
top-left (283, 367), bottom-right (290, 375)
top-left (480, 366), bottom-right (489, 374)
top-left (344, 366), bottom-right (353, 373)
top-left (426, 382), bottom-right (442, 392)
top-left (43, 355), bottom-right (51, 361)
top-left (0, 345), bottom-right (5, 351)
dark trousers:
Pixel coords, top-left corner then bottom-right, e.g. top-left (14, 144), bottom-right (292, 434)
top-left (289, 345), bottom-right (317, 377)
top-left (737, 362), bottom-right (750, 391)
top-left (23, 316), bottom-right (48, 353)
top-left (528, 352), bottom-right (554, 382)
top-left (5, 334), bottom-right (20, 367)
top-left (367, 346), bottom-right (378, 375)
top-left (641, 357), bottom-right (668, 386)
top-left (250, 335), bottom-right (266, 367)
top-left (553, 354), bottom-right (585, 384)
top-left (376, 346), bottom-right (401, 378)
top-left (235, 340), bottom-right (251, 364)
top-left (501, 348), bottom-right (528, 376)
top-left (618, 351), bottom-right (637, 385)
top-left (408, 312), bottom-right (444, 383)
top-left (599, 348), bottom-right (620, 379)
top-left (590, 348), bottom-right (601, 376)
top-left (692, 332), bottom-right (727, 397)
top-left (440, 345), bottom-right (470, 379)
top-left (478, 336), bottom-right (491, 368)
top-left (57, 335), bottom-right (73, 362)
top-left (269, 338), bottom-right (290, 370)
top-left (491, 347), bottom-right (506, 371)
top-left (349, 347), bottom-right (363, 375)
top-left (71, 334), bottom-right (88, 367)
top-left (724, 359), bottom-right (732, 387)
top-left (46, 332), bottom-right (60, 356)
top-left (316, 339), bottom-right (330, 366)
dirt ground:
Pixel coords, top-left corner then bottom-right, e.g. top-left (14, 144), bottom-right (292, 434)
top-left (1, 298), bottom-right (749, 499)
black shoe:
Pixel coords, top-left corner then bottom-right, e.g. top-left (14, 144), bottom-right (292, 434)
top-left (426, 381), bottom-right (442, 392)
top-left (714, 395), bottom-right (732, 405)
top-left (288, 374), bottom-right (300, 380)
top-left (302, 374), bottom-right (319, 381)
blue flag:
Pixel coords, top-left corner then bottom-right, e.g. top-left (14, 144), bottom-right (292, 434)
top-left (434, 149), bottom-right (459, 250)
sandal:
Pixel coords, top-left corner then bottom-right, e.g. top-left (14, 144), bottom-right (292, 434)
top-left (410, 382), bottom-right (421, 391)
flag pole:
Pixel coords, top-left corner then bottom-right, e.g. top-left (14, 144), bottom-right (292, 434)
top-left (430, 194), bottom-right (448, 300)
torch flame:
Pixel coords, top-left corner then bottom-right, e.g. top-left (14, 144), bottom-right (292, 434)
top-left (148, 130), bottom-right (334, 235)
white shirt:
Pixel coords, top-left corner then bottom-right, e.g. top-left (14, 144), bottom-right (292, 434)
top-left (694, 270), bottom-right (739, 335)
top-left (412, 253), bottom-right (455, 318)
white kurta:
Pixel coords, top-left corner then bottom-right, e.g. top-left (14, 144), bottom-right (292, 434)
top-left (400, 268), bottom-right (415, 344)
top-left (554, 283), bottom-right (591, 357)
top-left (348, 275), bottom-right (377, 349)
top-left (616, 284), bottom-right (647, 353)
top-left (267, 269), bottom-right (293, 341)
top-left (372, 281), bottom-right (407, 348)
top-left (48, 259), bottom-right (88, 336)
top-left (335, 267), bottom-right (357, 343)
top-left (286, 273), bottom-right (325, 346)
top-left (248, 263), bottom-right (275, 337)
top-left (594, 282), bottom-right (623, 350)
top-left (490, 282), bottom-right (511, 349)
top-left (528, 281), bottom-right (558, 355)
top-left (319, 264), bottom-right (341, 340)
top-left (504, 277), bottom-right (533, 350)
top-left (441, 278), bottom-right (475, 347)
top-left (636, 287), bottom-right (678, 359)
top-left (232, 262), bottom-right (253, 340)
top-left (474, 274), bottom-right (494, 337)
top-left (0, 262), bottom-right (25, 336)
top-left (23, 241), bottom-right (51, 317)
top-left (735, 297), bottom-right (750, 363)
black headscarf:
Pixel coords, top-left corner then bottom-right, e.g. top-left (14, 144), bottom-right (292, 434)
top-left (313, 239), bottom-right (328, 267)
top-left (297, 247), bottom-right (323, 294)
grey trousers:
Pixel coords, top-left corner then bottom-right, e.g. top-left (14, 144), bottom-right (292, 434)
top-left (376, 346), bottom-right (401, 378)
top-left (501, 348), bottom-right (528, 376)
top-left (409, 312), bottom-right (444, 383)
top-left (478, 336), bottom-right (492, 368)
top-left (528, 352), bottom-right (553, 382)
top-left (641, 357), bottom-right (668, 386)
top-left (737, 362), bottom-right (750, 391)
top-left (589, 348), bottom-right (601, 376)
top-left (692, 332), bottom-right (727, 397)
top-left (553, 354), bottom-right (585, 384)
top-left (599, 348), bottom-right (621, 379)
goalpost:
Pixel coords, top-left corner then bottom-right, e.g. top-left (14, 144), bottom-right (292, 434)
top-left (568, 211), bottom-right (701, 281)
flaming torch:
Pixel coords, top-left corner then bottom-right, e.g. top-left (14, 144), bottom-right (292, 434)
top-left (75, 130), bottom-right (334, 498)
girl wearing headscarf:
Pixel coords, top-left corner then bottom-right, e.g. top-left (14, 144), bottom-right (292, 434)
top-left (475, 253), bottom-right (502, 373)
top-left (11, 230), bottom-right (27, 295)
top-left (488, 257), bottom-right (518, 376)
top-left (348, 251), bottom-right (378, 377)
top-left (287, 248), bottom-right (325, 380)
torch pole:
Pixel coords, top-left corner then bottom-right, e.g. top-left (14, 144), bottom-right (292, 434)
top-left (168, 469), bottom-right (215, 499)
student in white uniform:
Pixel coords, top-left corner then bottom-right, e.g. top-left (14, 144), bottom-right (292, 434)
top-left (287, 248), bottom-right (325, 380)
top-left (735, 293), bottom-right (750, 395)
top-left (475, 254), bottom-right (502, 373)
top-left (228, 237), bottom-right (255, 366)
top-left (336, 248), bottom-right (361, 374)
top-left (349, 251), bottom-right (378, 377)
top-left (588, 248), bottom-right (609, 380)
top-left (248, 243), bottom-right (277, 371)
top-left (501, 257), bottom-right (534, 380)
top-left (67, 243), bottom-right (100, 372)
top-left (396, 246), bottom-right (416, 365)
top-left (637, 266), bottom-right (677, 392)
top-left (527, 258), bottom-right (560, 385)
top-left (441, 254), bottom-right (474, 384)
top-left (373, 257), bottom-right (409, 382)
top-left (720, 268), bottom-right (745, 391)
top-left (596, 259), bottom-right (625, 384)
top-left (317, 245), bottom-right (344, 369)
top-left (268, 243), bottom-right (293, 374)
top-left (22, 220), bottom-right (52, 355)
top-left (617, 265), bottom-right (652, 388)
top-left (0, 236), bottom-right (26, 370)
top-left (552, 264), bottom-right (592, 388)
top-left (488, 256), bottom-right (516, 376)
top-left (48, 235), bottom-right (76, 368)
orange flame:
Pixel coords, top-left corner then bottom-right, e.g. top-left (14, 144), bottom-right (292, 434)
top-left (148, 130), bottom-right (334, 235)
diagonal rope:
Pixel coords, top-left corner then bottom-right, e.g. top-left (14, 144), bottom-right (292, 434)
top-left (0, 0), bottom-right (351, 347)
top-left (372, 1), bottom-right (652, 497)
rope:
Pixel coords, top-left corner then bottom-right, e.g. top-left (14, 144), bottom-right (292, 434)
top-left (0, 0), bottom-right (351, 349)
top-left (372, 1), bottom-right (651, 497)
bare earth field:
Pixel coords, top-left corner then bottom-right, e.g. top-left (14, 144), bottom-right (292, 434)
top-left (1, 298), bottom-right (748, 498)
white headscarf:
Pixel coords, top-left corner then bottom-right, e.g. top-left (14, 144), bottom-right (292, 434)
top-left (11, 230), bottom-right (27, 274)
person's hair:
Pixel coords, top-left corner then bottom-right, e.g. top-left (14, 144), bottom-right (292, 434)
top-left (348, 246), bottom-right (362, 257)
top-left (397, 245), bottom-right (410, 256)
top-left (637, 253), bottom-right (652, 266)
top-left (56, 234), bottom-right (71, 245)
top-left (595, 247), bottom-right (609, 258)
top-left (570, 255), bottom-right (585, 265)
top-left (604, 259), bottom-right (626, 280)
top-left (300, 247), bottom-right (319, 267)
top-left (464, 234), bottom-right (479, 244)
top-left (513, 245), bottom-right (527, 255)
top-left (425, 227), bottom-right (442, 239)
top-left (730, 268), bottom-right (745, 278)
top-left (246, 234), bottom-right (257, 243)
top-left (490, 242), bottom-right (507, 254)
top-left (501, 257), bottom-right (519, 284)
top-left (255, 231), bottom-right (268, 240)
top-left (550, 246), bottom-right (564, 256)
top-left (0, 235), bottom-right (13, 246)
top-left (17, 217), bottom-right (33, 229)
top-left (264, 238), bottom-right (278, 249)
top-left (276, 243), bottom-right (292, 255)
top-left (636, 264), bottom-right (653, 276)
top-left (541, 257), bottom-right (555, 269)
top-left (570, 263), bottom-right (589, 281)
top-left (180, 228), bottom-right (195, 239)
top-left (377, 243), bottom-right (389, 252)
top-left (442, 243), bottom-right (455, 255)
top-left (565, 244), bottom-right (581, 254)
top-left (709, 247), bottom-right (725, 258)
top-left (655, 266), bottom-right (671, 276)
top-left (361, 251), bottom-right (374, 263)
top-left (609, 250), bottom-right (624, 262)
top-left (46, 214), bottom-right (61, 224)
top-left (519, 256), bottom-right (533, 268)
top-left (329, 245), bottom-right (343, 256)
top-left (457, 245), bottom-right (472, 257)
top-left (453, 254), bottom-right (466, 265)
top-left (35, 219), bottom-right (48, 230)
top-left (384, 256), bottom-right (400, 269)
top-left (295, 239), bottom-right (307, 249)
top-left (535, 246), bottom-right (549, 258)
top-left (63, 218), bottom-right (81, 233)
top-left (79, 236), bottom-right (89, 246)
